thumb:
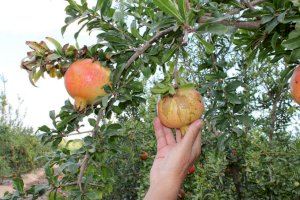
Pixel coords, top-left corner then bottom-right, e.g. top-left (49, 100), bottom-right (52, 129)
top-left (182, 120), bottom-right (203, 148)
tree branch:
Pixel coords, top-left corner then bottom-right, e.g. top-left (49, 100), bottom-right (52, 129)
top-left (198, 0), bottom-right (266, 29)
top-left (77, 107), bottom-right (105, 192)
top-left (228, 0), bottom-right (267, 15)
top-left (124, 26), bottom-right (176, 71)
top-left (77, 153), bottom-right (90, 192)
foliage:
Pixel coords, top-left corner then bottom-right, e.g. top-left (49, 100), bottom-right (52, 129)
top-left (8, 0), bottom-right (300, 199)
top-left (0, 77), bottom-right (49, 182)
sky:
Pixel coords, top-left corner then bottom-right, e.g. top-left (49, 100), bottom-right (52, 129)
top-left (0, 0), bottom-right (97, 129)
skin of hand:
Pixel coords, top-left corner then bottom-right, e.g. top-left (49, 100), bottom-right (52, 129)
top-left (144, 117), bottom-right (203, 200)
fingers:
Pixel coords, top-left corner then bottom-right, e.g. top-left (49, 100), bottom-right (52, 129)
top-left (163, 126), bottom-right (176, 145)
top-left (182, 120), bottom-right (203, 148)
top-left (191, 131), bottom-right (202, 159)
top-left (153, 118), bottom-right (167, 150)
top-left (176, 129), bottom-right (182, 143)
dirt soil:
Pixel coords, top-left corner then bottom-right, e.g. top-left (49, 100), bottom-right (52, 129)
top-left (0, 168), bottom-right (47, 198)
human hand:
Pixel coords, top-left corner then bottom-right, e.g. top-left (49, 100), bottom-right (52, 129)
top-left (144, 117), bottom-right (203, 200)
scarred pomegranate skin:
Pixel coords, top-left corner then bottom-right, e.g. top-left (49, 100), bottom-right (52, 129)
top-left (157, 88), bottom-right (204, 133)
top-left (64, 59), bottom-right (111, 111)
top-left (290, 65), bottom-right (300, 105)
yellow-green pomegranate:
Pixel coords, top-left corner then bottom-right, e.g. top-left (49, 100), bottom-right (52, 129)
top-left (157, 88), bottom-right (204, 134)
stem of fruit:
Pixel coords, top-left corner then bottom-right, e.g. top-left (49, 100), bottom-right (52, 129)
top-left (173, 50), bottom-right (180, 87)
top-left (74, 97), bottom-right (87, 112)
top-left (180, 125), bottom-right (189, 136)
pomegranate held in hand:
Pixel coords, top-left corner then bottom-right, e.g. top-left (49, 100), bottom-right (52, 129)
top-left (64, 59), bottom-right (111, 111)
top-left (290, 65), bottom-right (300, 105)
top-left (157, 88), bottom-right (204, 135)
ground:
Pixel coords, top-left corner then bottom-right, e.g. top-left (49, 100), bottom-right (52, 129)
top-left (0, 168), bottom-right (47, 199)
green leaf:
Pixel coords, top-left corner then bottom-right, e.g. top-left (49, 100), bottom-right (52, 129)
top-left (88, 118), bottom-right (97, 127)
top-left (265, 18), bottom-right (279, 33)
top-left (169, 86), bottom-right (176, 95)
top-left (197, 35), bottom-right (215, 54)
top-left (290, 48), bottom-right (300, 61)
top-left (101, 0), bottom-right (112, 16)
top-left (238, 115), bottom-right (252, 126)
top-left (153, 0), bottom-right (184, 23)
top-left (141, 66), bottom-right (152, 78)
top-left (49, 110), bottom-right (56, 120)
top-left (101, 95), bottom-right (109, 107)
top-left (283, 37), bottom-right (300, 50)
top-left (56, 114), bottom-right (78, 132)
top-left (225, 80), bottom-right (243, 92)
top-left (198, 23), bottom-right (230, 35)
top-left (227, 93), bottom-right (242, 104)
top-left (32, 69), bottom-right (43, 83)
top-left (261, 15), bottom-right (274, 24)
top-left (162, 46), bottom-right (178, 62)
top-left (151, 87), bottom-right (170, 94)
top-left (12, 177), bottom-right (24, 194)
top-left (178, 0), bottom-right (187, 21)
top-left (271, 32), bottom-right (279, 50)
top-left (46, 37), bottom-right (63, 55)
top-left (39, 125), bottom-right (51, 133)
top-left (127, 81), bottom-right (144, 93)
top-left (277, 11), bottom-right (287, 23)
top-left (74, 22), bottom-right (88, 39)
top-left (106, 123), bottom-right (122, 134)
top-left (151, 83), bottom-right (170, 94)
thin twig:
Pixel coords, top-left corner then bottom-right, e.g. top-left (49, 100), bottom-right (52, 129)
top-left (77, 153), bottom-right (90, 192)
top-left (227, 0), bottom-right (266, 15)
top-left (124, 26), bottom-right (176, 71)
top-left (243, 0), bottom-right (256, 11)
top-left (198, 0), bottom-right (266, 29)
top-left (185, 0), bottom-right (191, 11)
top-left (77, 107), bottom-right (105, 192)
top-left (61, 130), bottom-right (93, 137)
top-left (199, 17), bottom-right (261, 29)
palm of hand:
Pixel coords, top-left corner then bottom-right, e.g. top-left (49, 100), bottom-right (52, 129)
top-left (149, 118), bottom-right (202, 184)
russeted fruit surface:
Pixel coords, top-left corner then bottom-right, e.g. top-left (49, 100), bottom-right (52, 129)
top-left (290, 65), bottom-right (300, 105)
top-left (64, 59), bottom-right (111, 111)
top-left (157, 88), bottom-right (204, 134)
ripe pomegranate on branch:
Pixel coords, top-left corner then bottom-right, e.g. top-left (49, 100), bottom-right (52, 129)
top-left (290, 65), bottom-right (300, 105)
top-left (64, 59), bottom-right (111, 111)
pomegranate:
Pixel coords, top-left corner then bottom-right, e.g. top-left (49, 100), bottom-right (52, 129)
top-left (157, 88), bottom-right (204, 134)
top-left (64, 59), bottom-right (111, 111)
top-left (140, 151), bottom-right (149, 161)
top-left (188, 165), bottom-right (196, 175)
top-left (290, 65), bottom-right (300, 105)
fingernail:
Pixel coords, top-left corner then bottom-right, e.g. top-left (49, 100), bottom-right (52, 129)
top-left (195, 119), bottom-right (202, 126)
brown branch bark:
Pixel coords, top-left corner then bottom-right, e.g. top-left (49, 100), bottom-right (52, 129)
top-left (269, 94), bottom-right (280, 141)
top-left (185, 0), bottom-right (191, 10)
top-left (242, 0), bottom-right (256, 11)
top-left (198, 0), bottom-right (266, 29)
top-left (231, 166), bottom-right (243, 200)
top-left (124, 26), bottom-right (176, 71)
top-left (198, 16), bottom-right (261, 29)
top-left (228, 0), bottom-right (267, 15)
top-left (77, 107), bottom-right (105, 192)
top-left (220, 19), bottom-right (261, 29)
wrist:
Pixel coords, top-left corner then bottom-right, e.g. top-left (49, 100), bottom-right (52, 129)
top-left (145, 178), bottom-right (182, 200)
